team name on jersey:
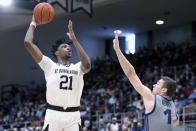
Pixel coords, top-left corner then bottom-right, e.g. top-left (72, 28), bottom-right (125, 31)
top-left (55, 69), bottom-right (78, 75)
top-left (162, 100), bottom-right (171, 107)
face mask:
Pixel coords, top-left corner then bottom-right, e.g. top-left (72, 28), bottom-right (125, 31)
top-left (85, 123), bottom-right (90, 128)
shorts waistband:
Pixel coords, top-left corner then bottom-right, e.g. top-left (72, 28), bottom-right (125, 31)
top-left (47, 103), bottom-right (79, 112)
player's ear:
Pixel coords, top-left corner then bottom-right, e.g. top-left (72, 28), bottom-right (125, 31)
top-left (162, 88), bottom-right (167, 94)
top-left (55, 50), bottom-right (60, 56)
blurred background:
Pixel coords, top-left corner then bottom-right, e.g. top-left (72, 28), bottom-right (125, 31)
top-left (0, 0), bottom-right (196, 130)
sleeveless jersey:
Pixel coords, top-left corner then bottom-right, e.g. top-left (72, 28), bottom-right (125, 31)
top-left (38, 55), bottom-right (84, 107)
top-left (144, 95), bottom-right (178, 131)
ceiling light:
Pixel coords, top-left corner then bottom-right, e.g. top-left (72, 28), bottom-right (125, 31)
top-left (156, 20), bottom-right (164, 25)
top-left (114, 30), bottom-right (122, 34)
top-left (0, 0), bottom-right (12, 6)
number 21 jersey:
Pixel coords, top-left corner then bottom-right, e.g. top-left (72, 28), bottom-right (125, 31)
top-left (38, 55), bottom-right (84, 107)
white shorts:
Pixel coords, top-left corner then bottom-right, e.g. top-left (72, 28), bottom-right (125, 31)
top-left (42, 109), bottom-right (82, 131)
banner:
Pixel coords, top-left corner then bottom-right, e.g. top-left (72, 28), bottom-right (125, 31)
top-left (71, 0), bottom-right (93, 17)
top-left (48, 0), bottom-right (67, 10)
top-left (34, 0), bottom-right (93, 16)
top-left (35, 0), bottom-right (68, 11)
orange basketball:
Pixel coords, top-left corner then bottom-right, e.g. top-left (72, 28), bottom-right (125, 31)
top-left (33, 2), bottom-right (54, 24)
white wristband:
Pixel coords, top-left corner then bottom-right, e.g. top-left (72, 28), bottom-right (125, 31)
top-left (30, 21), bottom-right (37, 28)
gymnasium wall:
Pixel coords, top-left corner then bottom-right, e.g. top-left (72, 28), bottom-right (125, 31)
top-left (135, 23), bottom-right (192, 51)
top-left (153, 24), bottom-right (192, 45)
top-left (135, 32), bottom-right (148, 51)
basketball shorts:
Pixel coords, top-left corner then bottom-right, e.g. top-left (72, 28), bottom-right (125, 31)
top-left (42, 109), bottom-right (82, 131)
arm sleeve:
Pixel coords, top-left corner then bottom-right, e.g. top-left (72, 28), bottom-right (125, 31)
top-left (38, 55), bottom-right (54, 77)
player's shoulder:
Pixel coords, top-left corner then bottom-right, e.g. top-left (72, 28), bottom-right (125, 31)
top-left (70, 61), bottom-right (81, 67)
top-left (42, 55), bottom-right (55, 63)
top-left (39, 55), bottom-right (55, 67)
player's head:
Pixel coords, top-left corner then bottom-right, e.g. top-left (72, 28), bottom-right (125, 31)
top-left (52, 41), bottom-right (72, 59)
top-left (152, 76), bottom-right (177, 97)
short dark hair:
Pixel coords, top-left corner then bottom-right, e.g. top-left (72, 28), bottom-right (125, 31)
top-left (51, 39), bottom-right (72, 59)
top-left (161, 76), bottom-right (177, 97)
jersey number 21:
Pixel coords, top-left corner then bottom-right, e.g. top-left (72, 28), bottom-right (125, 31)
top-left (59, 75), bottom-right (73, 90)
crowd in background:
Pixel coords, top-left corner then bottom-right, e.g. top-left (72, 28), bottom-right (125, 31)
top-left (0, 40), bottom-right (196, 130)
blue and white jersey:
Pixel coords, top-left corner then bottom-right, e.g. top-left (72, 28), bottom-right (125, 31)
top-left (144, 95), bottom-right (178, 131)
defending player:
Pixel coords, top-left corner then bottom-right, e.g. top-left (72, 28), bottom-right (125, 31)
top-left (24, 16), bottom-right (91, 131)
top-left (113, 32), bottom-right (178, 131)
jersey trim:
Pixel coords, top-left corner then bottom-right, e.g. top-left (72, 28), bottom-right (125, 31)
top-left (176, 113), bottom-right (178, 120)
top-left (160, 95), bottom-right (172, 101)
top-left (174, 107), bottom-right (179, 120)
top-left (145, 115), bottom-right (149, 131)
top-left (145, 95), bottom-right (156, 115)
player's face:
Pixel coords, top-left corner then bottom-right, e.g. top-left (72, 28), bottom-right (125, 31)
top-left (58, 43), bottom-right (72, 58)
top-left (152, 79), bottom-right (165, 95)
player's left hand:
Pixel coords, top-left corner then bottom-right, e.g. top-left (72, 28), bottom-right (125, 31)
top-left (113, 31), bottom-right (120, 51)
top-left (67, 20), bottom-right (77, 41)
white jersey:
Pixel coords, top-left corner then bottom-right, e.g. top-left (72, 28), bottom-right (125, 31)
top-left (38, 55), bottom-right (84, 107)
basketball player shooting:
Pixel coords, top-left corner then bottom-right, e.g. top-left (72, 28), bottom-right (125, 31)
top-left (113, 32), bottom-right (179, 131)
top-left (24, 15), bottom-right (91, 131)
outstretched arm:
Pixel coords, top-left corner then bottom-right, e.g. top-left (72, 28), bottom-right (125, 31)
top-left (67, 20), bottom-right (91, 73)
top-left (24, 16), bottom-right (43, 63)
top-left (113, 32), bottom-right (153, 102)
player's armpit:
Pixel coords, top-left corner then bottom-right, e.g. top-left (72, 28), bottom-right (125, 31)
top-left (81, 63), bottom-right (91, 74)
top-left (82, 63), bottom-right (91, 73)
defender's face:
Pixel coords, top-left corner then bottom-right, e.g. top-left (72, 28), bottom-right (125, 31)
top-left (58, 43), bottom-right (72, 58)
top-left (152, 79), bottom-right (165, 95)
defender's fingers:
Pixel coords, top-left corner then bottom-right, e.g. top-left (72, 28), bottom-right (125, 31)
top-left (68, 20), bottom-right (73, 31)
top-left (115, 32), bottom-right (119, 40)
top-left (68, 20), bottom-right (72, 27)
top-left (69, 20), bottom-right (72, 24)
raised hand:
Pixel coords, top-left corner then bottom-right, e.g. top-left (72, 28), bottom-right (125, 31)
top-left (67, 20), bottom-right (77, 41)
top-left (113, 31), bottom-right (120, 51)
top-left (31, 15), bottom-right (40, 26)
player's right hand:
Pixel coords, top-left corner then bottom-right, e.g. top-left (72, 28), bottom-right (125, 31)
top-left (113, 32), bottom-right (120, 51)
top-left (32, 16), bottom-right (40, 26)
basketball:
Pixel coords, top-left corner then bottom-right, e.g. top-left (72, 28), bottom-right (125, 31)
top-left (33, 2), bottom-right (54, 25)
